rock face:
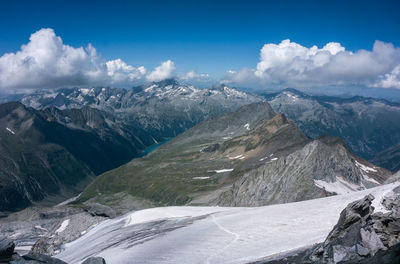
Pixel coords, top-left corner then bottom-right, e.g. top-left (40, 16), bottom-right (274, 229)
top-left (309, 191), bottom-right (400, 263)
top-left (265, 89), bottom-right (400, 163)
top-left (77, 102), bottom-right (391, 212)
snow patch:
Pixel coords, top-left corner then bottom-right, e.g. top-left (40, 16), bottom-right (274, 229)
top-left (355, 160), bottom-right (377, 173)
top-left (193, 177), bottom-right (210, 180)
top-left (314, 176), bottom-right (363, 195)
top-left (228, 155), bottom-right (243, 160)
top-left (6, 127), bottom-right (15, 134)
top-left (35, 225), bottom-right (48, 231)
top-left (56, 219), bottom-right (70, 234)
top-left (209, 169), bottom-right (234, 173)
top-left (244, 123), bottom-right (250, 130)
top-left (79, 88), bottom-right (90, 95)
top-left (362, 174), bottom-right (380, 185)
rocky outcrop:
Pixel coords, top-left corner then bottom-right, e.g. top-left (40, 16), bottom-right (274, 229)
top-left (82, 257), bottom-right (106, 264)
top-left (0, 236), bottom-right (15, 262)
top-left (308, 191), bottom-right (400, 263)
top-left (85, 203), bottom-right (116, 218)
top-left (0, 236), bottom-right (67, 264)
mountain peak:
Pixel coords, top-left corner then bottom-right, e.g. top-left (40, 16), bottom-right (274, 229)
top-left (152, 78), bottom-right (180, 87)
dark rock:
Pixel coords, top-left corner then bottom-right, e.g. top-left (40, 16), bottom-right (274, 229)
top-left (0, 236), bottom-right (15, 262)
top-left (82, 257), bottom-right (106, 264)
top-left (201, 143), bottom-right (220, 153)
top-left (22, 252), bottom-right (67, 264)
top-left (86, 203), bottom-right (116, 218)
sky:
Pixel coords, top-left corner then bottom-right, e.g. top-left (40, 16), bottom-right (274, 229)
top-left (0, 0), bottom-right (400, 96)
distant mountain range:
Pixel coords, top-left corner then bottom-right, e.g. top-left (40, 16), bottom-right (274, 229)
top-left (77, 102), bottom-right (392, 213)
top-left (19, 82), bottom-right (400, 170)
top-left (20, 79), bottom-right (262, 140)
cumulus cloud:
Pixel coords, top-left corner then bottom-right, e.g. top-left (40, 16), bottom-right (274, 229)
top-left (178, 70), bottom-right (210, 82)
top-left (106, 59), bottom-right (146, 83)
top-left (0, 28), bottom-right (107, 90)
top-left (0, 28), bottom-right (178, 92)
top-left (146, 60), bottom-right (176, 82)
top-left (227, 39), bottom-right (400, 89)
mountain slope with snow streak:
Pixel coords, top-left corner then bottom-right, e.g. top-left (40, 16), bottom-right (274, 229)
top-left (56, 181), bottom-right (400, 264)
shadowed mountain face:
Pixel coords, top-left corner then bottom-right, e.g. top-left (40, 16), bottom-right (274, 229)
top-left (78, 102), bottom-right (392, 213)
top-left (20, 79), bottom-right (263, 141)
top-left (372, 142), bottom-right (400, 173)
top-left (0, 102), bottom-right (154, 212)
top-left (264, 89), bottom-right (400, 163)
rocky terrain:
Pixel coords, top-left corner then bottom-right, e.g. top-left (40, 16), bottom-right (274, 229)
top-left (77, 102), bottom-right (392, 212)
top-left (264, 89), bottom-right (400, 164)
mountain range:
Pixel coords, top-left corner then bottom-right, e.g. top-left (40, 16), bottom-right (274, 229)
top-left (76, 102), bottom-right (392, 213)
top-left (19, 82), bottom-right (400, 172)
top-left (0, 81), bottom-right (262, 212)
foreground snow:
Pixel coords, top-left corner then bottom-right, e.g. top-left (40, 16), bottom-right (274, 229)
top-left (56, 182), bottom-right (399, 264)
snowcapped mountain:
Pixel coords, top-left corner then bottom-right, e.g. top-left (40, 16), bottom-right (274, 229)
top-left (77, 102), bottom-right (392, 212)
top-left (264, 89), bottom-right (400, 162)
top-left (20, 79), bottom-right (263, 140)
top-left (55, 182), bottom-right (400, 264)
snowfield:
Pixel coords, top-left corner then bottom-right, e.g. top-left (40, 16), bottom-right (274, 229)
top-left (56, 182), bottom-right (400, 264)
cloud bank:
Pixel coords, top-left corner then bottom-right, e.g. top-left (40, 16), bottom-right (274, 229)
top-left (226, 39), bottom-right (400, 89)
top-left (0, 28), bottom-right (180, 92)
top-left (1, 29), bottom-right (399, 92)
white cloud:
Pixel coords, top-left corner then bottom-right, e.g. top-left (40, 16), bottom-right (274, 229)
top-left (146, 60), bottom-right (176, 82)
top-left (0, 28), bottom-right (107, 91)
top-left (0, 28), bottom-right (179, 92)
top-left (178, 70), bottom-right (210, 81)
top-left (106, 59), bottom-right (146, 83)
top-left (228, 39), bottom-right (400, 89)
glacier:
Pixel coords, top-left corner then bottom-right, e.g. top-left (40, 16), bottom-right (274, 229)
top-left (56, 182), bottom-right (400, 264)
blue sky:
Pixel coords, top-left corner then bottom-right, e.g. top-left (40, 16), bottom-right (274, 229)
top-left (0, 0), bottom-right (400, 95)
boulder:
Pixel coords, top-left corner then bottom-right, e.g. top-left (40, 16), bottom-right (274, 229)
top-left (82, 257), bottom-right (106, 264)
top-left (86, 203), bottom-right (116, 218)
top-left (0, 236), bottom-right (15, 262)
top-left (22, 252), bottom-right (67, 264)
